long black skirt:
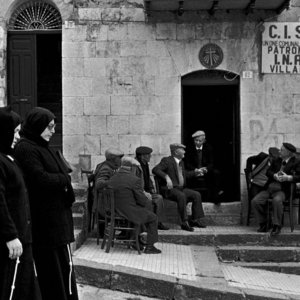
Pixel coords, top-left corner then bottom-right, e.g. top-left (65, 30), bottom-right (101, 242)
top-left (33, 244), bottom-right (78, 300)
top-left (0, 243), bottom-right (42, 300)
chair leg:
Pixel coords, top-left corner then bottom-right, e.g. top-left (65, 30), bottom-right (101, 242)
top-left (96, 213), bottom-right (100, 245)
top-left (106, 221), bottom-right (115, 253)
top-left (135, 225), bottom-right (141, 255)
top-left (246, 199), bottom-right (251, 226)
top-left (290, 199), bottom-right (294, 232)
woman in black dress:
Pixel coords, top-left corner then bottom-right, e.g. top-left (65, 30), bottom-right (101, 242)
top-left (14, 107), bottom-right (78, 300)
top-left (0, 107), bottom-right (42, 300)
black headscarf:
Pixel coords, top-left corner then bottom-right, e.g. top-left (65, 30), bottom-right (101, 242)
top-left (20, 107), bottom-right (55, 146)
top-left (0, 107), bottom-right (21, 154)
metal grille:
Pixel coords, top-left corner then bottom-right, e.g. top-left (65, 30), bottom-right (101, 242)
top-left (9, 1), bottom-right (62, 30)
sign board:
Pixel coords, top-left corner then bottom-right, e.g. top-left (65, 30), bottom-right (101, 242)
top-left (261, 22), bottom-right (300, 74)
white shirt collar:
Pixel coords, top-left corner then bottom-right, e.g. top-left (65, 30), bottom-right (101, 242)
top-left (196, 145), bottom-right (203, 150)
top-left (173, 157), bottom-right (181, 164)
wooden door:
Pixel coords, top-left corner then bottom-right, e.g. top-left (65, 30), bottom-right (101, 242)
top-left (7, 33), bottom-right (37, 118)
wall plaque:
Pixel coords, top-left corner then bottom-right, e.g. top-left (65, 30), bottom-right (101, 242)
top-left (199, 43), bottom-right (223, 69)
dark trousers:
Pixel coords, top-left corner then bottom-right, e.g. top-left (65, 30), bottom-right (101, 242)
top-left (252, 190), bottom-right (285, 226)
top-left (151, 193), bottom-right (164, 222)
top-left (144, 213), bottom-right (158, 246)
top-left (166, 187), bottom-right (204, 223)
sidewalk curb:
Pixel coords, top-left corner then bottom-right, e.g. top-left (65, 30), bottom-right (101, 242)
top-left (74, 258), bottom-right (294, 300)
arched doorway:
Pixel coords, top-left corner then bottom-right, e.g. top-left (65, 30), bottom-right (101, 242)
top-left (182, 70), bottom-right (240, 202)
top-left (7, 1), bottom-right (62, 151)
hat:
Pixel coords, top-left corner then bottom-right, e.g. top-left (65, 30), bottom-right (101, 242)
top-left (282, 142), bottom-right (296, 153)
top-left (192, 130), bottom-right (205, 138)
top-left (121, 156), bottom-right (140, 167)
top-left (136, 146), bottom-right (153, 155)
top-left (170, 143), bottom-right (186, 152)
top-left (105, 148), bottom-right (124, 160)
top-left (268, 147), bottom-right (280, 158)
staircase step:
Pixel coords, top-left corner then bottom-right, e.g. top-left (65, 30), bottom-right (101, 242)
top-left (217, 245), bottom-right (300, 262)
top-left (73, 212), bottom-right (85, 229)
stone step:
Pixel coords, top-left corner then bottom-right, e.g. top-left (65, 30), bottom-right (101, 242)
top-left (72, 198), bottom-right (87, 214)
top-left (217, 245), bottom-right (300, 262)
top-left (224, 261), bottom-right (300, 276)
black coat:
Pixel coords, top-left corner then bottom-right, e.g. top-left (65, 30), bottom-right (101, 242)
top-left (108, 168), bottom-right (155, 226)
top-left (0, 154), bottom-right (31, 246)
top-left (14, 138), bottom-right (75, 247)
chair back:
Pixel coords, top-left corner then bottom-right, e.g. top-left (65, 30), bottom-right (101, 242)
top-left (100, 187), bottom-right (115, 220)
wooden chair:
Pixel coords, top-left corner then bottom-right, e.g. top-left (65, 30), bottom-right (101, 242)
top-left (98, 187), bottom-right (141, 254)
top-left (244, 168), bottom-right (252, 226)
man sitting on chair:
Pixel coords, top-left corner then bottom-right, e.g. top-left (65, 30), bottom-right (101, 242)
top-left (252, 142), bottom-right (300, 235)
top-left (152, 143), bottom-right (206, 232)
top-left (108, 156), bottom-right (161, 254)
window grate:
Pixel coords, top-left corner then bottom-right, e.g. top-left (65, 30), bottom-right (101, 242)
top-left (9, 1), bottom-right (62, 30)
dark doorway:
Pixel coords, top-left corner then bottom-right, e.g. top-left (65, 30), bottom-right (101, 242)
top-left (182, 71), bottom-right (240, 202)
top-left (8, 32), bottom-right (62, 151)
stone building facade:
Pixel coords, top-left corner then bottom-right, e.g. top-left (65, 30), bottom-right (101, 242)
top-left (1, 0), bottom-right (300, 222)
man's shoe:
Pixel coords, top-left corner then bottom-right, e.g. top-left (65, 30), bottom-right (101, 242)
top-left (144, 245), bottom-right (161, 254)
top-left (130, 243), bottom-right (145, 251)
top-left (257, 223), bottom-right (268, 233)
top-left (270, 225), bottom-right (281, 236)
top-left (189, 219), bottom-right (206, 228)
top-left (181, 221), bottom-right (194, 232)
top-left (158, 222), bottom-right (169, 230)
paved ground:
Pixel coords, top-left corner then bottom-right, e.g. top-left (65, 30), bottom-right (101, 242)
top-left (73, 225), bottom-right (300, 299)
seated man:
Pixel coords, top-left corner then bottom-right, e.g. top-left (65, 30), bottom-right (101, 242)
top-left (135, 146), bottom-right (169, 230)
top-left (245, 147), bottom-right (280, 199)
top-left (252, 142), bottom-right (300, 235)
top-left (108, 156), bottom-right (161, 254)
top-left (185, 130), bottom-right (223, 204)
top-left (152, 143), bottom-right (206, 232)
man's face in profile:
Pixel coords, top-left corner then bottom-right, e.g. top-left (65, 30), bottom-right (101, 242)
top-left (194, 135), bottom-right (206, 148)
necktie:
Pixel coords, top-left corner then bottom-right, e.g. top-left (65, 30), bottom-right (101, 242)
top-left (177, 162), bottom-right (184, 187)
top-left (196, 148), bottom-right (202, 168)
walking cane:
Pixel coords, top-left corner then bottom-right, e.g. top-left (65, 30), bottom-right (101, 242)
top-left (9, 257), bottom-right (20, 300)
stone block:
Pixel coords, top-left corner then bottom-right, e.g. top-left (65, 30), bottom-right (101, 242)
top-left (158, 134), bottom-right (181, 155)
top-left (156, 23), bottom-right (176, 40)
top-left (96, 41), bottom-right (121, 57)
top-left (240, 75), bottom-right (265, 94)
top-left (90, 116), bottom-right (107, 135)
top-left (158, 95), bottom-right (181, 114)
top-left (158, 57), bottom-right (179, 77)
top-left (135, 95), bottom-right (161, 115)
top-left (120, 8), bottom-right (145, 22)
top-left (146, 41), bottom-right (169, 57)
top-left (84, 58), bottom-right (106, 77)
top-left (140, 135), bottom-right (161, 153)
top-left (64, 115), bottom-right (89, 135)
top-left (107, 76), bottom-right (133, 95)
top-left (195, 23), bottom-right (223, 40)
top-left (129, 115), bottom-right (155, 134)
top-left (127, 23), bottom-right (156, 41)
top-left (92, 77), bottom-right (109, 96)
top-left (84, 96), bottom-right (110, 116)
top-left (86, 24), bottom-right (108, 42)
top-left (84, 134), bottom-right (100, 155)
top-left (111, 95), bottom-right (137, 115)
top-left (265, 93), bottom-right (293, 114)
top-left (62, 42), bottom-right (96, 58)
top-left (120, 57), bottom-right (146, 77)
top-left (132, 75), bottom-right (155, 96)
top-left (63, 26), bottom-right (87, 42)
top-left (107, 23), bottom-right (128, 41)
top-left (63, 135), bottom-right (85, 156)
top-left (105, 58), bottom-right (121, 78)
top-left (155, 76), bottom-right (180, 96)
top-left (78, 8), bottom-right (102, 20)
top-left (240, 92), bottom-right (265, 113)
top-left (107, 116), bottom-right (129, 134)
top-left (101, 8), bottom-right (122, 22)
top-left (118, 135), bottom-right (141, 154)
top-left (63, 77), bottom-right (92, 96)
top-left (177, 24), bottom-right (195, 40)
top-left (63, 58), bottom-right (84, 77)
top-left (63, 97), bottom-right (84, 115)
top-left (100, 135), bottom-right (119, 154)
top-left (120, 40), bottom-right (147, 57)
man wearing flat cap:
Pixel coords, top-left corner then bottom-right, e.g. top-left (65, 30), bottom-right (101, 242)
top-left (152, 143), bottom-right (206, 232)
top-left (185, 130), bottom-right (223, 204)
top-left (135, 146), bottom-right (169, 230)
top-left (108, 156), bottom-right (161, 254)
top-left (252, 142), bottom-right (300, 235)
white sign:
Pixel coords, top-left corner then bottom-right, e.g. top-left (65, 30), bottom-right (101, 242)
top-left (242, 71), bottom-right (253, 79)
top-left (261, 22), bottom-right (300, 74)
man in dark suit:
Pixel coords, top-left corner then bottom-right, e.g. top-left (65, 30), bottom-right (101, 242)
top-left (184, 130), bottom-right (223, 204)
top-left (252, 142), bottom-right (300, 235)
top-left (108, 156), bottom-right (161, 254)
top-left (152, 143), bottom-right (206, 232)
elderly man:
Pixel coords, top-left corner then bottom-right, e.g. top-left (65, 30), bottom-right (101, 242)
top-left (152, 143), bottom-right (206, 232)
top-left (108, 157), bottom-right (161, 254)
top-left (185, 130), bottom-right (223, 204)
top-left (135, 146), bottom-right (169, 230)
top-left (252, 142), bottom-right (300, 235)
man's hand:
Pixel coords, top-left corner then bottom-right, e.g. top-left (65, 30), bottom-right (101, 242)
top-left (278, 171), bottom-right (292, 182)
top-left (6, 238), bottom-right (23, 259)
top-left (165, 175), bottom-right (173, 189)
top-left (144, 191), bottom-right (152, 200)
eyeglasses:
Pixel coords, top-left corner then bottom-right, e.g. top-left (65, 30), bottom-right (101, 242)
top-left (47, 124), bottom-right (56, 131)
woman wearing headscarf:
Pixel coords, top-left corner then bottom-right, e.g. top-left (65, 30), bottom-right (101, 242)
top-left (0, 106), bottom-right (42, 300)
top-left (14, 107), bottom-right (78, 300)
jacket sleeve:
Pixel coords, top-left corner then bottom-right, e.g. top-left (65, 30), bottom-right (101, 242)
top-left (152, 157), bottom-right (169, 180)
top-left (132, 177), bottom-right (148, 207)
top-left (0, 164), bottom-right (18, 242)
top-left (95, 164), bottom-right (114, 190)
top-left (291, 159), bottom-right (300, 183)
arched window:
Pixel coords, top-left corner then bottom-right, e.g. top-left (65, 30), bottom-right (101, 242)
top-left (8, 1), bottom-right (62, 30)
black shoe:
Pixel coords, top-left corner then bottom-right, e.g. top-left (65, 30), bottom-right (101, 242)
top-left (144, 245), bottom-right (161, 254)
top-left (189, 219), bottom-right (206, 228)
top-left (158, 222), bottom-right (169, 230)
top-left (257, 223), bottom-right (268, 233)
top-left (270, 225), bottom-right (281, 236)
top-left (181, 221), bottom-right (194, 232)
